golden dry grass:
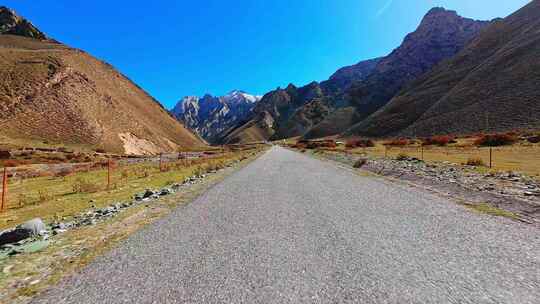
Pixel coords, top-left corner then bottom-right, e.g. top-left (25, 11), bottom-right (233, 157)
top-left (325, 139), bottom-right (540, 178)
top-left (0, 151), bottom-right (257, 230)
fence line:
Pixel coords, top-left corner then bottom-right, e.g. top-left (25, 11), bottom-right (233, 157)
top-left (339, 144), bottom-right (540, 176)
top-left (0, 151), bottom-right (238, 213)
top-left (1, 167), bottom-right (7, 212)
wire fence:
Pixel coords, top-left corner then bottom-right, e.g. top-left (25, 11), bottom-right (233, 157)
top-left (0, 151), bottom-right (237, 213)
top-left (342, 144), bottom-right (540, 177)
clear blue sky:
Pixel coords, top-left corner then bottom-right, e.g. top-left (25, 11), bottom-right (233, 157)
top-left (3, 0), bottom-right (531, 108)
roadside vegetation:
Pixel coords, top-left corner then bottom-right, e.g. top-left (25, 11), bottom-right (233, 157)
top-left (0, 147), bottom-right (263, 230)
top-left (285, 131), bottom-right (540, 179)
top-left (462, 203), bottom-right (520, 220)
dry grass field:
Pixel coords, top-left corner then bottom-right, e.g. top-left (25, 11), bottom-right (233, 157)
top-left (288, 136), bottom-right (540, 179)
top-left (0, 148), bottom-right (262, 230)
top-left (360, 144), bottom-right (540, 178)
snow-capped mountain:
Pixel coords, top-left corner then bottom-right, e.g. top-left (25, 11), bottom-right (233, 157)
top-left (172, 90), bottom-right (261, 143)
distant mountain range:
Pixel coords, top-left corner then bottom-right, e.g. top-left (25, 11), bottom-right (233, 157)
top-left (0, 6), bottom-right (203, 154)
top-left (2, 3), bottom-right (539, 152)
top-left (172, 91), bottom-right (261, 143)
top-left (216, 7), bottom-right (499, 144)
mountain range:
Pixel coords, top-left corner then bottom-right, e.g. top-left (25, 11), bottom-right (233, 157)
top-left (2, 2), bottom-right (539, 153)
top-left (172, 90), bottom-right (261, 144)
top-left (217, 7), bottom-right (495, 144)
top-left (0, 6), bottom-right (203, 154)
top-left (348, 0), bottom-right (540, 137)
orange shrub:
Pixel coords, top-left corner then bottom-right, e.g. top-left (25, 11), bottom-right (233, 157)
top-left (2, 159), bottom-right (21, 167)
top-left (422, 135), bottom-right (454, 146)
top-left (346, 138), bottom-right (375, 148)
top-left (384, 138), bottom-right (411, 146)
top-left (474, 133), bottom-right (518, 146)
top-left (304, 140), bottom-right (336, 149)
top-left (466, 157), bottom-right (485, 166)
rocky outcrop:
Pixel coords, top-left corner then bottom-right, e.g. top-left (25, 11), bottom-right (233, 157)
top-left (172, 90), bottom-right (261, 143)
top-left (321, 57), bottom-right (382, 94)
top-left (0, 7), bottom-right (47, 40)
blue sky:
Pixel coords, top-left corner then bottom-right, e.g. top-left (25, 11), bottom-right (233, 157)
top-left (3, 0), bottom-right (531, 108)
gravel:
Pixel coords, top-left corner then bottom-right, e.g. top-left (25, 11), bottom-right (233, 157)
top-left (320, 151), bottom-right (540, 223)
top-left (32, 146), bottom-right (540, 303)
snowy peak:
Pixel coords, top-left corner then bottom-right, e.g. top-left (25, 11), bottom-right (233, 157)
top-left (172, 90), bottom-right (261, 143)
top-left (224, 90), bottom-right (262, 104)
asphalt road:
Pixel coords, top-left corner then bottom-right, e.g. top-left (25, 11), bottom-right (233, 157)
top-left (34, 146), bottom-right (539, 304)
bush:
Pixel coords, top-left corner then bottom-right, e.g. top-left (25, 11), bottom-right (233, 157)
top-left (293, 142), bottom-right (307, 149)
top-left (396, 153), bottom-right (410, 161)
top-left (304, 140), bottom-right (336, 149)
top-left (72, 177), bottom-right (101, 193)
top-left (353, 158), bottom-right (368, 168)
top-left (384, 139), bottom-right (411, 146)
top-left (18, 193), bottom-right (32, 207)
top-left (193, 166), bottom-right (204, 177)
top-left (38, 190), bottom-right (54, 203)
top-left (422, 135), bottom-right (454, 146)
top-left (466, 157), bottom-right (485, 167)
top-left (527, 135), bottom-right (540, 143)
top-left (2, 159), bottom-right (20, 167)
top-left (474, 133), bottom-right (517, 146)
top-left (121, 169), bottom-right (130, 180)
top-left (345, 138), bottom-right (375, 149)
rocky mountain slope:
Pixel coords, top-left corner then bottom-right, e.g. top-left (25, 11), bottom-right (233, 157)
top-left (306, 7), bottom-right (491, 139)
top-left (0, 7), bottom-right (203, 154)
top-left (348, 0), bottom-right (540, 137)
top-left (220, 57), bottom-right (381, 144)
top-left (223, 7), bottom-right (490, 144)
top-left (0, 6), bottom-right (47, 40)
top-left (172, 90), bottom-right (261, 143)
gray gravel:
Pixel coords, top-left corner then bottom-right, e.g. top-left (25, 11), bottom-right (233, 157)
top-left (33, 146), bottom-right (540, 304)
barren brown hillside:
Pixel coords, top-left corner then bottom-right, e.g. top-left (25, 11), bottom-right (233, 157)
top-left (219, 111), bottom-right (275, 144)
top-left (348, 0), bottom-right (540, 137)
top-left (0, 34), bottom-right (203, 154)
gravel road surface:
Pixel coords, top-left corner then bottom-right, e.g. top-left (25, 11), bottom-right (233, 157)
top-left (34, 146), bottom-right (539, 303)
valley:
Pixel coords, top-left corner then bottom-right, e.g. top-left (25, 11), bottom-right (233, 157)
top-left (0, 1), bottom-right (539, 303)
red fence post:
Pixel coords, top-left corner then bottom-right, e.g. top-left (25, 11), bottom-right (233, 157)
top-left (107, 159), bottom-right (111, 190)
top-left (1, 167), bottom-right (7, 212)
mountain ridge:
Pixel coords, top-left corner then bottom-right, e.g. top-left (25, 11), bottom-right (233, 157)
top-left (0, 7), bottom-right (204, 154)
top-left (0, 6), bottom-right (48, 40)
top-left (346, 0), bottom-right (540, 138)
top-left (172, 90), bottom-right (261, 143)
top-left (221, 7), bottom-right (491, 144)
